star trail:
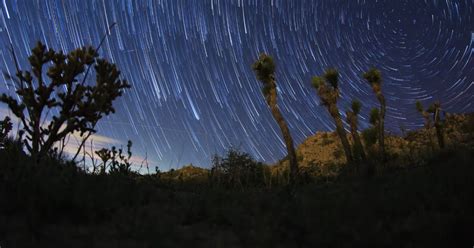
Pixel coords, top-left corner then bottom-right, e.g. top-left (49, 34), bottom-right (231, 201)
top-left (1, 0), bottom-right (473, 171)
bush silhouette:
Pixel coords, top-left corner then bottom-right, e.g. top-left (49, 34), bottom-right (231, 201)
top-left (0, 42), bottom-right (130, 162)
top-left (0, 116), bottom-right (13, 149)
top-left (210, 147), bottom-right (264, 188)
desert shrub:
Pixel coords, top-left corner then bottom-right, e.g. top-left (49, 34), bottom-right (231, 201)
top-left (210, 148), bottom-right (265, 188)
top-left (0, 116), bottom-right (13, 149)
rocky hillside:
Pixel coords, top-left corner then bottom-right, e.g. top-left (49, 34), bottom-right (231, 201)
top-left (160, 164), bottom-right (209, 183)
top-left (275, 113), bottom-right (474, 172)
top-left (159, 113), bottom-right (473, 181)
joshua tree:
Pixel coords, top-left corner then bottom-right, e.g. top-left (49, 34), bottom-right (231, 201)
top-left (252, 53), bottom-right (298, 185)
top-left (0, 42), bottom-right (130, 162)
top-left (430, 102), bottom-right (445, 149)
top-left (416, 101), bottom-right (445, 149)
top-left (363, 68), bottom-right (386, 158)
top-left (346, 100), bottom-right (366, 161)
top-left (362, 108), bottom-right (381, 151)
top-left (416, 101), bottom-right (432, 128)
top-left (312, 68), bottom-right (353, 163)
top-left (416, 101), bottom-right (435, 150)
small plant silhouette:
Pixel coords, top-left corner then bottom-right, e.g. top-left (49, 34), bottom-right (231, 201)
top-left (252, 53), bottom-right (298, 185)
top-left (95, 140), bottom-right (134, 175)
top-left (312, 68), bottom-right (353, 163)
top-left (210, 147), bottom-right (264, 188)
top-left (0, 42), bottom-right (130, 162)
top-left (0, 116), bottom-right (13, 149)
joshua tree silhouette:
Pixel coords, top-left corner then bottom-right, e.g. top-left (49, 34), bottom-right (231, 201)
top-left (1, 42), bottom-right (130, 162)
top-left (416, 100), bottom-right (445, 149)
top-left (430, 102), bottom-right (445, 149)
top-left (252, 53), bottom-right (298, 185)
top-left (346, 100), bottom-right (367, 162)
top-left (416, 100), bottom-right (435, 150)
top-left (363, 68), bottom-right (386, 159)
top-left (312, 68), bottom-right (353, 163)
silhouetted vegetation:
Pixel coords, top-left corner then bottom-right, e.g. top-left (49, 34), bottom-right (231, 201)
top-left (364, 68), bottom-right (386, 159)
top-left (0, 44), bottom-right (473, 247)
top-left (346, 100), bottom-right (367, 163)
top-left (312, 68), bottom-right (353, 163)
top-left (252, 53), bottom-right (299, 185)
top-left (93, 140), bottom-right (135, 175)
top-left (0, 42), bottom-right (130, 162)
top-left (210, 147), bottom-right (265, 189)
top-left (0, 116), bottom-right (12, 149)
top-left (1, 134), bottom-right (473, 247)
top-left (416, 100), bottom-right (445, 149)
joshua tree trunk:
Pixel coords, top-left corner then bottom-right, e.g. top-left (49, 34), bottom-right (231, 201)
top-left (347, 111), bottom-right (367, 161)
top-left (420, 110), bottom-right (436, 151)
top-left (434, 124), bottom-right (445, 149)
top-left (265, 82), bottom-right (298, 185)
top-left (433, 108), bottom-right (445, 149)
top-left (252, 53), bottom-right (298, 186)
top-left (328, 104), bottom-right (353, 163)
top-left (375, 91), bottom-right (386, 159)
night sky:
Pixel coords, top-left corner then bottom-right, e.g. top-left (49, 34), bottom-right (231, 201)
top-left (1, 0), bottom-right (473, 171)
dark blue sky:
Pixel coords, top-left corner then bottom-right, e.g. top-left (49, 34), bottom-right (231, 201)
top-left (1, 0), bottom-right (473, 171)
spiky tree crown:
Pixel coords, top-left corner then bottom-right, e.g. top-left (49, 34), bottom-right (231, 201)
top-left (363, 68), bottom-right (382, 86)
top-left (252, 53), bottom-right (275, 83)
top-left (311, 68), bottom-right (341, 107)
top-left (427, 101), bottom-right (441, 113)
top-left (252, 53), bottom-right (276, 97)
top-left (416, 101), bottom-right (424, 113)
top-left (311, 76), bottom-right (324, 89)
top-left (312, 69), bottom-right (339, 90)
top-left (369, 108), bottom-right (380, 125)
top-left (323, 68), bottom-right (339, 89)
top-left (351, 100), bottom-right (362, 115)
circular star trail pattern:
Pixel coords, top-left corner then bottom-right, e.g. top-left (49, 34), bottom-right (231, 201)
top-left (1, 0), bottom-right (473, 170)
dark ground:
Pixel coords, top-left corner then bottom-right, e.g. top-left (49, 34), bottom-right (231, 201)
top-left (0, 146), bottom-right (473, 248)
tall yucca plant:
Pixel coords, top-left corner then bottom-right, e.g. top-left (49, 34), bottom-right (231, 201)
top-left (416, 100), bottom-right (435, 150)
top-left (346, 100), bottom-right (366, 161)
top-left (252, 53), bottom-right (298, 185)
top-left (363, 68), bottom-right (386, 159)
top-left (312, 68), bottom-right (353, 163)
top-left (429, 101), bottom-right (445, 149)
top-left (416, 100), bottom-right (445, 149)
